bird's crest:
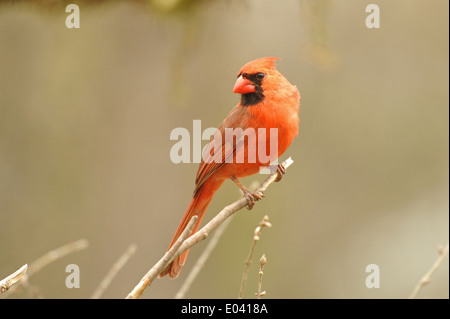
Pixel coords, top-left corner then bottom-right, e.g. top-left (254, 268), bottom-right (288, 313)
top-left (238, 57), bottom-right (281, 75)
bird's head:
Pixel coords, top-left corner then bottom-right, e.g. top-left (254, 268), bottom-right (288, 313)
top-left (233, 57), bottom-right (287, 106)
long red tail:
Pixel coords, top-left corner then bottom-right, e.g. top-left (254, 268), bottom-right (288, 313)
top-left (159, 185), bottom-right (215, 278)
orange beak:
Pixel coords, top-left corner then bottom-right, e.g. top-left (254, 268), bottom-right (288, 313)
top-left (233, 75), bottom-right (256, 94)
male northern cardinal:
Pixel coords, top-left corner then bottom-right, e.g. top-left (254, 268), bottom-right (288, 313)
top-left (160, 57), bottom-right (300, 278)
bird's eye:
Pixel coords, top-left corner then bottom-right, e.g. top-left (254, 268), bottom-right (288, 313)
top-left (256, 73), bottom-right (265, 80)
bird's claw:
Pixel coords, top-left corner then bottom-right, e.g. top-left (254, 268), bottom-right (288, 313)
top-left (244, 190), bottom-right (264, 210)
top-left (275, 164), bottom-right (286, 182)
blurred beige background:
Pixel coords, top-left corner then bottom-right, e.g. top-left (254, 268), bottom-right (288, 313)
top-left (0, 0), bottom-right (448, 298)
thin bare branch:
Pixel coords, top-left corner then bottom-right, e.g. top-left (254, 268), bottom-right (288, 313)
top-left (0, 264), bottom-right (28, 295)
top-left (409, 242), bottom-right (449, 299)
top-left (256, 254), bottom-right (267, 299)
top-left (239, 215), bottom-right (272, 298)
top-left (169, 157), bottom-right (293, 278)
top-left (91, 243), bottom-right (137, 299)
top-left (175, 216), bottom-right (233, 299)
top-left (126, 216), bottom-right (198, 299)
top-left (3, 239), bottom-right (89, 298)
top-left (126, 157), bottom-right (294, 299)
top-left (27, 239), bottom-right (89, 277)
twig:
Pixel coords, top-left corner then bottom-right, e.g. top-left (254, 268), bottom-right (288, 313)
top-left (126, 216), bottom-right (198, 299)
top-left (171, 157), bottom-right (292, 280)
top-left (3, 238), bottom-right (89, 298)
top-left (27, 239), bottom-right (89, 277)
top-left (91, 243), bottom-right (137, 299)
top-left (175, 216), bottom-right (233, 299)
top-left (126, 157), bottom-right (294, 299)
top-left (239, 215), bottom-right (272, 299)
top-left (0, 265), bottom-right (28, 295)
top-left (256, 254), bottom-right (267, 299)
top-left (409, 242), bottom-right (449, 299)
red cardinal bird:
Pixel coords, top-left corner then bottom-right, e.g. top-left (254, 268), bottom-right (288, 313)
top-left (160, 57), bottom-right (300, 278)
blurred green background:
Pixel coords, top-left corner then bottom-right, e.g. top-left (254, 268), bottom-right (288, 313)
top-left (0, 0), bottom-right (448, 299)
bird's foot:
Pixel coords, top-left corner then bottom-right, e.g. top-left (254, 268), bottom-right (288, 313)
top-left (243, 189), bottom-right (265, 210)
top-left (230, 175), bottom-right (265, 210)
top-left (274, 164), bottom-right (286, 182)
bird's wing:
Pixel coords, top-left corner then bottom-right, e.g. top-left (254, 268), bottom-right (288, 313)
top-left (193, 106), bottom-right (249, 196)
